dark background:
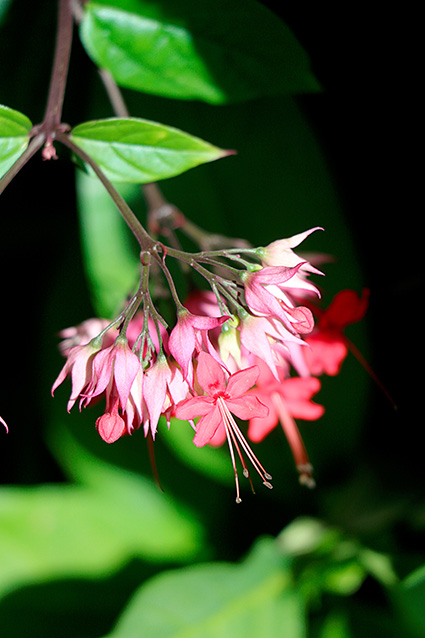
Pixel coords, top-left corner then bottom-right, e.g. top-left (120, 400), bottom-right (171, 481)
top-left (0, 2), bottom-right (422, 636)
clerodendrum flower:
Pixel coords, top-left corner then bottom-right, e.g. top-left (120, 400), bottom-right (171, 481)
top-left (52, 334), bottom-right (144, 443)
top-left (260, 227), bottom-right (324, 274)
top-left (303, 288), bottom-right (370, 376)
top-left (175, 351), bottom-right (271, 503)
top-left (246, 357), bottom-right (324, 488)
top-left (51, 338), bottom-right (103, 411)
top-left (168, 308), bottom-right (229, 382)
top-left (47, 217), bottom-right (374, 502)
top-left (241, 264), bottom-right (316, 336)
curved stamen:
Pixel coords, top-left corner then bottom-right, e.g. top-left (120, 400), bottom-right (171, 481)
top-left (217, 397), bottom-right (273, 500)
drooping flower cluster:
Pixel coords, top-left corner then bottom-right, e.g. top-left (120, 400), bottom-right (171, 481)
top-left (51, 223), bottom-right (369, 502)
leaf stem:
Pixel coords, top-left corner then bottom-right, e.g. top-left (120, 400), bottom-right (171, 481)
top-left (0, 134), bottom-right (45, 196)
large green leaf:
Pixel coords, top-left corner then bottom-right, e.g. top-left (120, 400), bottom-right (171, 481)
top-left (0, 104), bottom-right (32, 179)
top-left (75, 170), bottom-right (141, 317)
top-left (71, 117), bottom-right (230, 183)
top-left (79, 0), bottom-right (319, 104)
top-left (0, 426), bottom-right (205, 600)
top-left (103, 537), bottom-right (305, 638)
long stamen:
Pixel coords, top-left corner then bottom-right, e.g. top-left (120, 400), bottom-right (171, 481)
top-left (221, 400), bottom-right (272, 487)
top-left (272, 391), bottom-right (315, 488)
top-left (219, 401), bottom-right (256, 494)
top-left (218, 401), bottom-right (242, 503)
top-left (218, 398), bottom-right (273, 491)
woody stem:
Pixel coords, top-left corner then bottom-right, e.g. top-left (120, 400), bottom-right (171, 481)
top-left (40, 0), bottom-right (73, 134)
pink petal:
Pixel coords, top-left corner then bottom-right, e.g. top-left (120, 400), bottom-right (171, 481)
top-left (304, 335), bottom-right (348, 376)
top-left (174, 395), bottom-right (215, 420)
top-left (68, 351), bottom-right (96, 405)
top-left (226, 394), bottom-right (269, 420)
top-left (143, 357), bottom-right (172, 437)
top-left (189, 314), bottom-right (229, 330)
top-left (113, 342), bottom-right (143, 409)
top-left (90, 346), bottom-right (115, 398)
top-left (193, 404), bottom-right (222, 447)
top-left (96, 412), bottom-right (126, 444)
top-left (196, 351), bottom-right (226, 396)
top-left (226, 365), bottom-right (259, 399)
top-left (271, 227), bottom-right (323, 252)
top-left (208, 423), bottom-right (227, 447)
top-left (168, 317), bottom-right (195, 379)
top-left (240, 317), bottom-right (279, 380)
top-left (251, 264), bottom-right (304, 286)
top-left (167, 365), bottom-right (190, 405)
top-left (281, 377), bottom-right (325, 420)
top-left (285, 306), bottom-right (315, 334)
top-left (281, 376), bottom-right (321, 400)
top-left (248, 396), bottom-right (279, 442)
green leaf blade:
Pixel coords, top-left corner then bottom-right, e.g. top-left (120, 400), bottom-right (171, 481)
top-left (80, 4), bottom-right (225, 104)
top-left (71, 117), bottom-right (231, 183)
top-left (104, 538), bottom-right (305, 638)
top-left (0, 426), bottom-right (205, 600)
top-left (0, 104), bottom-right (32, 178)
top-left (79, 1), bottom-right (320, 104)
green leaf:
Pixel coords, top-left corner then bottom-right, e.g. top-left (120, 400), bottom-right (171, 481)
top-left (277, 517), bottom-right (397, 603)
top-left (75, 170), bottom-right (141, 317)
top-left (395, 564), bottom-right (425, 637)
top-left (103, 537), bottom-right (306, 638)
top-left (0, 0), bottom-right (13, 25)
top-left (71, 117), bottom-right (230, 183)
top-left (79, 0), bottom-right (320, 104)
top-left (0, 426), bottom-right (205, 601)
top-left (0, 104), bottom-right (32, 179)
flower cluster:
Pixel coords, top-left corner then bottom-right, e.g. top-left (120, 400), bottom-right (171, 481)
top-left (51, 224), bottom-right (368, 502)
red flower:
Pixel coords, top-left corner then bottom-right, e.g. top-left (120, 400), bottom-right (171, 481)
top-left (304, 289), bottom-right (370, 376)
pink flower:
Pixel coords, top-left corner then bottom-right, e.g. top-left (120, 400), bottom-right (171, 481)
top-left (143, 354), bottom-right (173, 439)
top-left (175, 351), bottom-right (271, 502)
top-left (85, 337), bottom-right (142, 411)
top-left (51, 338), bottom-right (103, 411)
top-left (94, 364), bottom-right (144, 444)
top-left (239, 312), bottom-right (306, 380)
top-left (161, 363), bottom-right (191, 427)
top-left (242, 265), bottom-right (316, 336)
top-left (57, 318), bottom-right (113, 355)
top-left (168, 308), bottom-right (229, 381)
top-left (246, 358), bottom-right (324, 487)
top-left (125, 312), bottom-right (169, 353)
top-left (53, 335), bottom-right (144, 444)
top-left (96, 407), bottom-right (127, 444)
top-left (260, 227), bottom-right (323, 269)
